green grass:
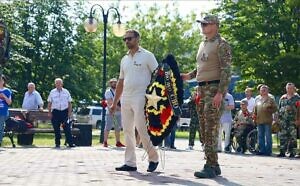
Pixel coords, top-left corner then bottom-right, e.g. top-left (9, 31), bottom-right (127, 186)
top-left (2, 125), bottom-right (298, 153)
top-left (2, 132), bottom-right (112, 147)
top-left (1, 123), bottom-right (104, 147)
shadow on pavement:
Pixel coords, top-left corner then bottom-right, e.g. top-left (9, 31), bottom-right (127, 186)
top-left (128, 171), bottom-right (204, 186)
top-left (214, 176), bottom-right (243, 186)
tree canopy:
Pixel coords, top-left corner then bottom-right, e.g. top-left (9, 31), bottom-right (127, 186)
top-left (214, 0), bottom-right (300, 95)
top-left (0, 0), bottom-right (298, 108)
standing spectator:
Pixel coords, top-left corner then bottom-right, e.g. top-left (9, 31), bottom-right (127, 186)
top-left (277, 83), bottom-right (300, 157)
top-left (0, 75), bottom-right (12, 147)
top-left (110, 29), bottom-right (159, 172)
top-left (241, 87), bottom-right (255, 113)
top-left (181, 14), bottom-right (232, 178)
top-left (255, 84), bottom-right (275, 101)
top-left (47, 78), bottom-right (75, 148)
top-left (22, 82), bottom-right (44, 111)
top-left (187, 91), bottom-right (201, 150)
top-left (165, 124), bottom-right (177, 149)
top-left (218, 91), bottom-right (234, 153)
top-left (103, 78), bottom-right (125, 148)
top-left (253, 85), bottom-right (277, 156)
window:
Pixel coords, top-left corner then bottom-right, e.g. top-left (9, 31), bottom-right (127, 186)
top-left (77, 108), bottom-right (90, 115)
top-left (92, 109), bottom-right (102, 115)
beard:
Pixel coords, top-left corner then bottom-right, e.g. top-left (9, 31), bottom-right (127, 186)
top-left (126, 43), bottom-right (134, 49)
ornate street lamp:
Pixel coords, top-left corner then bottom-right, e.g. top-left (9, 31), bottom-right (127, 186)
top-left (84, 5), bottom-right (125, 143)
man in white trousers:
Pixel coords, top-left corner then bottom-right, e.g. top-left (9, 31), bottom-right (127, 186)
top-left (110, 29), bottom-right (159, 172)
top-left (218, 91), bottom-right (234, 152)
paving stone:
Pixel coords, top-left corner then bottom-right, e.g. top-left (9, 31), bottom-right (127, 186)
top-left (0, 140), bottom-right (299, 186)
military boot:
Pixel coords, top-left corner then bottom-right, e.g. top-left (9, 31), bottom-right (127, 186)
top-left (215, 164), bottom-right (221, 176)
top-left (194, 164), bottom-right (216, 178)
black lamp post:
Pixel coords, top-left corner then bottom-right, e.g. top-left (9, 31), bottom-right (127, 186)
top-left (84, 5), bottom-right (125, 143)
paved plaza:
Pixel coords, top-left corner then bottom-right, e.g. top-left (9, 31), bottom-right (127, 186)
top-left (0, 139), bottom-right (299, 186)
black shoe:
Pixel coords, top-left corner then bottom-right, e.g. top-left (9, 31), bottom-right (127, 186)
top-left (170, 146), bottom-right (177, 149)
top-left (277, 152), bottom-right (285, 157)
top-left (115, 164), bottom-right (137, 171)
top-left (256, 152), bottom-right (264, 156)
top-left (68, 144), bottom-right (76, 148)
top-left (289, 152), bottom-right (295, 158)
top-left (55, 144), bottom-right (60, 148)
top-left (147, 161), bottom-right (159, 172)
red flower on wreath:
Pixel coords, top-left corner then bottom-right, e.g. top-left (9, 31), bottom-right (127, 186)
top-left (158, 69), bottom-right (164, 77)
top-left (296, 101), bottom-right (300, 108)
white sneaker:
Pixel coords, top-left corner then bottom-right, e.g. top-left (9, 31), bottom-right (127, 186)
top-left (186, 146), bottom-right (194, 150)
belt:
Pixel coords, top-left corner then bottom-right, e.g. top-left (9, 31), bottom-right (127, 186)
top-left (198, 80), bottom-right (220, 86)
top-left (52, 109), bottom-right (68, 112)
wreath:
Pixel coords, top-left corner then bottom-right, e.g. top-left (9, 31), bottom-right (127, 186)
top-left (145, 54), bottom-right (183, 146)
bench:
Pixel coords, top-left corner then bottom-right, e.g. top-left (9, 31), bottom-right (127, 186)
top-left (6, 127), bottom-right (81, 148)
top-left (19, 128), bottom-right (80, 135)
top-left (9, 108), bottom-right (51, 127)
top-left (6, 109), bottom-right (93, 147)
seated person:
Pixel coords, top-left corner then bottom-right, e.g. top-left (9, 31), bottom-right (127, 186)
top-left (233, 100), bottom-right (255, 153)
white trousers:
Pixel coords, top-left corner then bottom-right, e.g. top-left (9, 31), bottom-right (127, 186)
top-left (218, 122), bottom-right (232, 151)
top-left (121, 96), bottom-right (158, 167)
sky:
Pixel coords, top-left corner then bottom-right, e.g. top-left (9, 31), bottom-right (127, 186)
top-left (83, 0), bottom-right (220, 22)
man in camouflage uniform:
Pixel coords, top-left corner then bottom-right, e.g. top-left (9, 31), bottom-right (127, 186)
top-left (182, 14), bottom-right (232, 178)
top-left (277, 83), bottom-right (300, 158)
top-left (187, 91), bottom-right (202, 150)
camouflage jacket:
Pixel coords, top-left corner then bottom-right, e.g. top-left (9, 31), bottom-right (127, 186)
top-left (234, 110), bottom-right (254, 127)
top-left (190, 33), bottom-right (232, 94)
top-left (278, 94), bottom-right (300, 122)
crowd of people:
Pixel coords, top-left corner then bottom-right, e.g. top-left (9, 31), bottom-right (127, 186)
top-left (0, 77), bottom-right (76, 148)
top-left (186, 83), bottom-right (300, 159)
top-left (0, 13), bottom-right (299, 180)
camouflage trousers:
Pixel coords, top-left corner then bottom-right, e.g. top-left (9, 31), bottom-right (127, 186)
top-left (279, 120), bottom-right (297, 153)
top-left (197, 84), bottom-right (223, 166)
top-left (188, 118), bottom-right (201, 146)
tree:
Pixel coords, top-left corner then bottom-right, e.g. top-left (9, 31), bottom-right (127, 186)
top-left (1, 0), bottom-right (86, 106)
top-left (1, 0), bottom-right (206, 107)
top-left (125, 3), bottom-right (200, 72)
top-left (214, 0), bottom-right (300, 95)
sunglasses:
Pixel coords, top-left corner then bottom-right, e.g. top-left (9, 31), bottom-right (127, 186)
top-left (123, 36), bottom-right (135, 42)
